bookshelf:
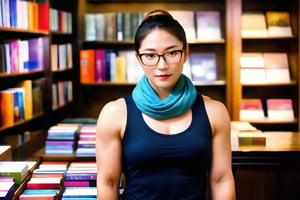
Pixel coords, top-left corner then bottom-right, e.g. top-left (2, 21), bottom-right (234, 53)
top-left (228, 0), bottom-right (300, 131)
top-left (77, 0), bottom-right (232, 118)
top-left (0, 0), bottom-right (78, 160)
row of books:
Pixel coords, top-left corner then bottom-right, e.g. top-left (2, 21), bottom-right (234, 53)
top-left (0, 79), bottom-right (44, 128)
top-left (50, 43), bottom-right (73, 72)
top-left (0, 37), bottom-right (45, 74)
top-left (85, 10), bottom-right (222, 42)
top-left (0, 0), bottom-right (49, 31)
top-left (240, 98), bottom-right (294, 121)
top-left (240, 52), bottom-right (291, 84)
top-left (18, 161), bottom-right (97, 199)
top-left (80, 49), bottom-right (218, 84)
top-left (0, 0), bottom-right (72, 33)
top-left (80, 49), bottom-right (143, 83)
top-left (242, 11), bottom-right (293, 37)
top-left (45, 123), bottom-right (96, 156)
top-left (52, 81), bottom-right (73, 110)
top-left (50, 8), bottom-right (72, 34)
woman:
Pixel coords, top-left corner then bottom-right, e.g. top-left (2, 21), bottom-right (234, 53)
top-left (96, 10), bottom-right (235, 200)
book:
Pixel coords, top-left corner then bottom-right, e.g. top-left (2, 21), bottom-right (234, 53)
top-left (238, 130), bottom-right (266, 146)
top-left (0, 90), bottom-right (15, 127)
top-left (240, 98), bottom-right (265, 121)
top-left (9, 0), bottom-right (17, 27)
top-left (9, 39), bottom-right (20, 73)
top-left (17, 80), bottom-right (33, 120)
top-left (95, 13), bottom-right (105, 41)
top-left (104, 12), bottom-right (117, 41)
top-left (17, 0), bottom-right (28, 29)
top-left (95, 49), bottom-right (105, 82)
top-left (58, 44), bottom-right (67, 70)
top-left (263, 52), bottom-right (291, 83)
top-left (28, 37), bottom-right (44, 71)
top-left (19, 193), bottom-right (57, 200)
top-left (230, 122), bottom-right (266, 146)
top-left (6, 87), bottom-right (25, 122)
top-left (18, 39), bottom-right (29, 72)
top-left (118, 50), bottom-right (142, 83)
top-left (38, 0), bottom-right (49, 31)
top-left (266, 99), bottom-right (294, 121)
top-left (196, 11), bottom-right (222, 41)
top-left (62, 187), bottom-right (97, 198)
top-left (80, 49), bottom-right (95, 83)
top-left (2, 0), bottom-right (10, 27)
top-left (51, 44), bottom-right (58, 71)
top-left (169, 10), bottom-right (196, 42)
top-left (0, 162), bottom-right (29, 184)
top-left (266, 11), bottom-right (293, 37)
top-left (240, 53), bottom-right (266, 84)
top-left (0, 181), bottom-right (16, 200)
top-left (241, 13), bottom-right (268, 37)
top-left (189, 52), bottom-right (217, 82)
top-left (26, 177), bottom-right (62, 189)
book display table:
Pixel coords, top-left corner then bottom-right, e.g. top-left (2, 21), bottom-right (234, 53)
top-left (232, 132), bottom-right (300, 200)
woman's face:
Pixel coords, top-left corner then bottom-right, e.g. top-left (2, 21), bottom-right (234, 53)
top-left (136, 29), bottom-right (188, 96)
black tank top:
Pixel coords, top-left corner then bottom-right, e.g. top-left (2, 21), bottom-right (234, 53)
top-left (122, 94), bottom-right (212, 200)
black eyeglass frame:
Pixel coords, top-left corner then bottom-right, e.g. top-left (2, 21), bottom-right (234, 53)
top-left (138, 49), bottom-right (184, 66)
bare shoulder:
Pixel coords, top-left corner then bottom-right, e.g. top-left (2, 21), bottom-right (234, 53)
top-left (99, 98), bottom-right (126, 117)
top-left (202, 95), bottom-right (228, 113)
top-left (96, 98), bottom-right (127, 137)
top-left (202, 95), bottom-right (231, 135)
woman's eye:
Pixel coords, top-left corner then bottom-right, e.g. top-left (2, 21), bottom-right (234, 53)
top-left (145, 54), bottom-right (156, 59)
top-left (167, 51), bottom-right (178, 56)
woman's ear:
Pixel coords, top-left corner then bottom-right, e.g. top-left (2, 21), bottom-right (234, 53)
top-left (183, 44), bottom-right (189, 63)
top-left (135, 52), bottom-right (143, 65)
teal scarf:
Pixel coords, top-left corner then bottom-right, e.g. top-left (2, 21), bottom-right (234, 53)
top-left (132, 74), bottom-right (197, 120)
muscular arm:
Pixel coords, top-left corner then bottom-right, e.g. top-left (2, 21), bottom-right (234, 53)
top-left (96, 99), bottom-right (126, 200)
top-left (204, 97), bottom-right (236, 200)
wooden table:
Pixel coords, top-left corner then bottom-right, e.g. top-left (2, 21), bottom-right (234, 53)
top-left (231, 132), bottom-right (300, 200)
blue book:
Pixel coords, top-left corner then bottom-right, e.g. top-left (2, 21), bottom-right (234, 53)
top-left (9, 0), bottom-right (17, 27)
top-left (22, 189), bottom-right (59, 195)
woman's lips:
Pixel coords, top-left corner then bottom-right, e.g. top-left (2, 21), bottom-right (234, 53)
top-left (156, 74), bottom-right (171, 80)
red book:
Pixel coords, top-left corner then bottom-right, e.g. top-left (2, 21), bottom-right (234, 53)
top-left (26, 177), bottom-right (62, 189)
top-left (80, 49), bottom-right (95, 83)
top-left (38, 2), bottom-right (49, 31)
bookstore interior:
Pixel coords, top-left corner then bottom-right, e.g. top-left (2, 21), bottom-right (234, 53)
top-left (0, 0), bottom-right (300, 199)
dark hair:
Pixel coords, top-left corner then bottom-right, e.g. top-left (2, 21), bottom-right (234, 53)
top-left (134, 10), bottom-right (187, 53)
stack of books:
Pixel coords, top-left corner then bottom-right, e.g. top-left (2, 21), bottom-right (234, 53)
top-left (0, 177), bottom-right (16, 200)
top-left (64, 162), bottom-right (97, 187)
top-left (62, 162), bottom-right (97, 199)
top-left (231, 121), bottom-right (266, 146)
top-left (19, 161), bottom-right (69, 199)
top-left (0, 161), bottom-right (34, 185)
top-left (45, 124), bottom-right (81, 154)
top-left (76, 124), bottom-right (96, 156)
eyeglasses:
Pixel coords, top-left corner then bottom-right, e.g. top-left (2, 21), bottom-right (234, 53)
top-left (138, 50), bottom-right (184, 66)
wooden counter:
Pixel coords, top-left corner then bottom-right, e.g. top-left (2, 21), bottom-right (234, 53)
top-left (232, 132), bottom-right (300, 200)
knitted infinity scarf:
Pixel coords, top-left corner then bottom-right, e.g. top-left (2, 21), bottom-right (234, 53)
top-left (132, 74), bottom-right (197, 120)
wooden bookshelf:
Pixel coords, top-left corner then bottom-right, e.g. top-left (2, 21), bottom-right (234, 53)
top-left (0, 0), bottom-right (78, 160)
top-left (77, 0), bottom-right (232, 118)
top-left (230, 0), bottom-right (299, 131)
